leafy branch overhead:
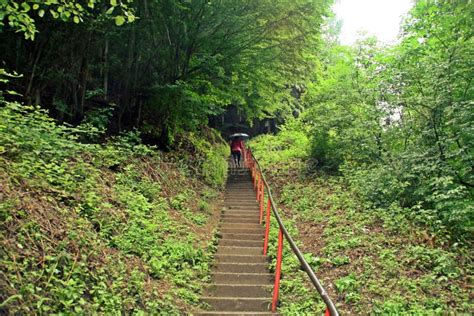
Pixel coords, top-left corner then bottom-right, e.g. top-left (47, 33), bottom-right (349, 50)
top-left (0, 0), bottom-right (136, 39)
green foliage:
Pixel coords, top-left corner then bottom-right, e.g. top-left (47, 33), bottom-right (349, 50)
top-left (250, 119), bottom-right (310, 172)
top-left (264, 0), bottom-right (474, 242)
top-left (251, 134), bottom-right (472, 314)
top-left (335, 273), bottom-right (360, 303)
top-left (171, 130), bottom-right (228, 189)
top-left (1, 0), bottom-right (332, 144)
top-left (202, 143), bottom-right (228, 189)
top-left (0, 101), bottom-right (221, 313)
top-left (0, 0), bottom-right (136, 39)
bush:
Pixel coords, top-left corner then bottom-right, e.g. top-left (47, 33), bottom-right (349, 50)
top-left (250, 118), bottom-right (310, 172)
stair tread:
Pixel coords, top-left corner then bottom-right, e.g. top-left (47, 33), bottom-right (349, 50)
top-left (195, 312), bottom-right (277, 315)
top-left (202, 296), bottom-right (272, 300)
top-left (203, 171), bottom-right (276, 313)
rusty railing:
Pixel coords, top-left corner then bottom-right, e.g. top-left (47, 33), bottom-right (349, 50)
top-left (245, 148), bottom-right (339, 315)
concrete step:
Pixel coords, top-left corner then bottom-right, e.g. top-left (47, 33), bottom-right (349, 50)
top-left (219, 239), bottom-right (263, 247)
top-left (227, 181), bottom-right (253, 184)
top-left (224, 200), bottom-right (259, 203)
top-left (225, 205), bottom-right (259, 209)
top-left (225, 198), bottom-right (257, 202)
top-left (225, 200), bottom-right (259, 204)
top-left (195, 312), bottom-right (277, 315)
top-left (227, 176), bottom-right (252, 178)
top-left (225, 190), bottom-right (256, 193)
top-left (225, 196), bottom-right (258, 199)
top-left (224, 207), bottom-right (260, 212)
top-left (225, 185), bottom-right (255, 188)
top-left (220, 223), bottom-right (263, 230)
top-left (220, 228), bottom-right (264, 235)
top-left (225, 195), bottom-right (258, 199)
top-left (221, 214), bottom-right (260, 219)
top-left (224, 197), bottom-right (260, 205)
top-left (224, 207), bottom-right (260, 211)
top-left (220, 221), bottom-right (260, 227)
top-left (222, 209), bottom-right (259, 214)
top-left (202, 297), bottom-right (272, 312)
top-left (221, 218), bottom-right (259, 224)
top-left (227, 170), bottom-right (250, 173)
top-left (221, 214), bottom-right (260, 220)
top-left (224, 203), bottom-right (260, 212)
top-left (215, 254), bottom-right (268, 264)
top-left (225, 198), bottom-right (258, 202)
top-left (218, 233), bottom-right (264, 241)
top-left (212, 272), bottom-right (273, 284)
top-left (221, 218), bottom-right (260, 223)
top-left (206, 284), bottom-right (272, 297)
top-left (214, 263), bottom-right (268, 273)
top-left (217, 246), bottom-right (262, 256)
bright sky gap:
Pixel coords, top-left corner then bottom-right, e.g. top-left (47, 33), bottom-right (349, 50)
top-left (333, 0), bottom-right (414, 45)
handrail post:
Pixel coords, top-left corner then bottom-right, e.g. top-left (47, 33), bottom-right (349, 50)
top-left (263, 198), bottom-right (271, 255)
top-left (254, 170), bottom-right (258, 191)
top-left (272, 227), bottom-right (284, 312)
top-left (260, 194), bottom-right (269, 225)
top-left (256, 174), bottom-right (261, 200)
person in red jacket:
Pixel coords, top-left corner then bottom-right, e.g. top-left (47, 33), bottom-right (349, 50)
top-left (230, 136), bottom-right (245, 167)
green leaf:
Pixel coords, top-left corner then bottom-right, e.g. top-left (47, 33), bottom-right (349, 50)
top-left (73, 16), bottom-right (80, 24)
top-left (115, 15), bottom-right (125, 26)
top-left (21, 2), bottom-right (31, 12)
top-left (110, 0), bottom-right (117, 6)
top-left (6, 90), bottom-right (22, 96)
top-left (50, 10), bottom-right (59, 19)
top-left (38, 10), bottom-right (45, 17)
top-left (105, 7), bottom-right (114, 15)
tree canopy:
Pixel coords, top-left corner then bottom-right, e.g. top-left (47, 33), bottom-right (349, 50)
top-left (1, 0), bottom-right (332, 144)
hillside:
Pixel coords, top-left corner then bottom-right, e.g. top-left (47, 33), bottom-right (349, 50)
top-left (250, 131), bottom-right (473, 314)
top-left (0, 103), bottom-right (228, 313)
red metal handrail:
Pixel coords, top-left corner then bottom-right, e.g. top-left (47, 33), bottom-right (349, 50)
top-left (244, 148), bottom-right (339, 315)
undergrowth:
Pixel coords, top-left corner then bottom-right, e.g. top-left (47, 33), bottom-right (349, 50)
top-left (0, 102), bottom-right (227, 313)
top-left (251, 133), bottom-right (473, 314)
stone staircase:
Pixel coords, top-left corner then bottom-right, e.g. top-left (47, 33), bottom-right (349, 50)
top-left (198, 167), bottom-right (276, 315)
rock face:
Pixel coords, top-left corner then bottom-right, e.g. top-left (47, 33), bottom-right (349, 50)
top-left (199, 167), bottom-right (277, 315)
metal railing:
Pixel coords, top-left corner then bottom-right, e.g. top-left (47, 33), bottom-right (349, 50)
top-left (245, 148), bottom-right (339, 315)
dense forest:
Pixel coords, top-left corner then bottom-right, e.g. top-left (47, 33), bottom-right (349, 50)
top-left (1, 0), bottom-right (473, 314)
top-left (1, 0), bottom-right (329, 144)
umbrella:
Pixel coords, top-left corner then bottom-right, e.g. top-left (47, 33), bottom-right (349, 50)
top-left (229, 133), bottom-right (249, 139)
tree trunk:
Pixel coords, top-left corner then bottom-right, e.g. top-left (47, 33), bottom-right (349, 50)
top-left (77, 31), bottom-right (92, 123)
top-left (103, 37), bottom-right (109, 100)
